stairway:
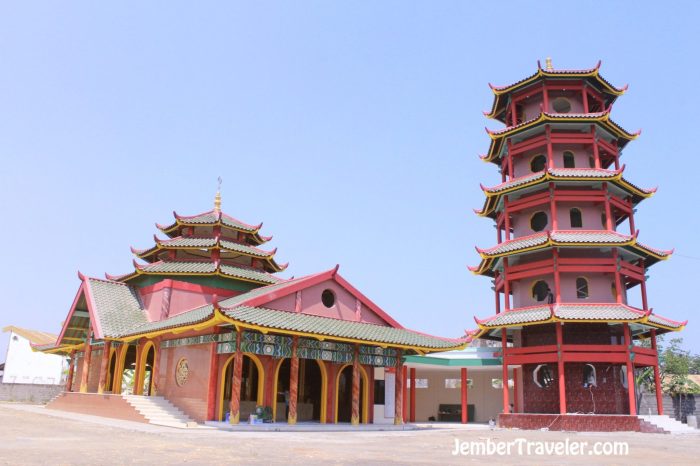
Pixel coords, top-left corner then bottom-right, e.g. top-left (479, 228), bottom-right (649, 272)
top-left (638, 415), bottom-right (698, 434)
top-left (123, 395), bottom-right (198, 428)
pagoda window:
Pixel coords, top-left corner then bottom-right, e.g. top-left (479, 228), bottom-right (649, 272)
top-left (530, 211), bottom-right (548, 232)
top-left (552, 97), bottom-right (572, 114)
top-left (582, 364), bottom-right (597, 388)
top-left (569, 208), bottom-right (583, 228)
top-left (589, 156), bottom-right (596, 168)
top-left (530, 154), bottom-right (547, 173)
top-left (531, 280), bottom-right (551, 302)
top-left (576, 277), bottom-right (589, 299)
top-left (533, 364), bottom-right (554, 389)
top-left (563, 151), bottom-right (575, 168)
top-left (611, 282), bottom-right (617, 299)
top-left (620, 366), bottom-right (628, 388)
top-left (321, 289), bottom-right (336, 308)
top-left (515, 104), bottom-right (526, 125)
top-left (601, 212), bottom-right (607, 228)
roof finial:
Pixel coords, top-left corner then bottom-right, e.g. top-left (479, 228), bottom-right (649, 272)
top-left (214, 176), bottom-right (222, 214)
top-left (545, 57), bottom-right (553, 71)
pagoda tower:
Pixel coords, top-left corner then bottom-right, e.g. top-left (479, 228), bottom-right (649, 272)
top-left (470, 60), bottom-right (686, 428)
top-left (107, 190), bottom-right (289, 316)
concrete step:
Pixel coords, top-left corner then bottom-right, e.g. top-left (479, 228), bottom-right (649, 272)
top-left (123, 395), bottom-right (197, 428)
top-left (638, 415), bottom-right (697, 434)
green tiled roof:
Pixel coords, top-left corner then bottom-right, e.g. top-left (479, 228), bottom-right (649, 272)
top-left (121, 305), bottom-right (215, 337)
top-left (222, 306), bottom-right (465, 349)
top-left (88, 278), bottom-right (148, 337)
top-left (140, 261), bottom-right (217, 274)
top-left (220, 264), bottom-right (280, 284)
top-left (476, 303), bottom-right (683, 331)
top-left (219, 239), bottom-right (272, 257)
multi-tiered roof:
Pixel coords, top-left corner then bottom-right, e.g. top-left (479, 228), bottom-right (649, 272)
top-left (469, 60), bottom-right (685, 341)
top-left (107, 195), bottom-right (287, 285)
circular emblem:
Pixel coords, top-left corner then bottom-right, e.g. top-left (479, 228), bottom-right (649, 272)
top-left (175, 358), bottom-right (189, 387)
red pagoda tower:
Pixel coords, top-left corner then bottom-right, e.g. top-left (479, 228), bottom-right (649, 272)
top-left (470, 60), bottom-right (686, 431)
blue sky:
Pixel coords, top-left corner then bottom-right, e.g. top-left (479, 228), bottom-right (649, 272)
top-left (1, 1), bottom-right (699, 360)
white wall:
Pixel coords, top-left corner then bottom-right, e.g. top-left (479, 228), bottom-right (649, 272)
top-left (2, 331), bottom-right (66, 385)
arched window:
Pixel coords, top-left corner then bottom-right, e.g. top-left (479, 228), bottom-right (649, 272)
top-left (534, 364), bottom-right (554, 389)
top-left (530, 154), bottom-right (547, 172)
top-left (563, 151), bottom-right (575, 168)
top-left (530, 211), bottom-right (548, 232)
top-left (583, 364), bottom-right (597, 388)
top-left (552, 97), bottom-right (572, 113)
top-left (531, 280), bottom-right (551, 302)
top-left (620, 366), bottom-right (628, 389)
top-left (576, 277), bottom-right (589, 299)
top-left (570, 208), bottom-right (583, 228)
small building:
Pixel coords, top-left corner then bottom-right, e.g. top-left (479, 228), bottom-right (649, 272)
top-left (38, 193), bottom-right (467, 424)
top-left (2, 326), bottom-right (67, 385)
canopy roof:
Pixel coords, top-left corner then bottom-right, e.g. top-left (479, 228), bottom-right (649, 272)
top-left (107, 259), bottom-right (283, 285)
top-left (37, 268), bottom-right (467, 355)
top-left (131, 235), bottom-right (287, 272)
top-left (471, 303), bottom-right (685, 339)
top-left (157, 209), bottom-right (271, 245)
top-left (477, 167), bottom-right (655, 218)
top-left (470, 230), bottom-right (672, 276)
top-left (481, 111), bottom-right (639, 164)
top-left (485, 61), bottom-right (627, 122)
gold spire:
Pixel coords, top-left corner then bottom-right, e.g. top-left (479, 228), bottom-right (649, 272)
top-left (545, 57), bottom-right (553, 71)
top-left (214, 176), bottom-right (222, 214)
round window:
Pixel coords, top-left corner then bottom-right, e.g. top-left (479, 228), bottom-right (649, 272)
top-left (321, 289), bottom-right (336, 308)
top-left (552, 97), bottom-right (571, 113)
top-left (534, 364), bottom-right (554, 389)
top-left (530, 211), bottom-right (548, 232)
top-left (531, 280), bottom-right (550, 302)
top-left (530, 154), bottom-right (547, 172)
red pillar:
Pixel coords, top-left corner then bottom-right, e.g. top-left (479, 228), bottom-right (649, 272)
top-left (65, 350), bottom-right (76, 392)
top-left (556, 322), bottom-right (566, 414)
top-left (549, 183), bottom-right (558, 230)
top-left (79, 333), bottom-right (93, 393)
top-left (651, 330), bottom-right (664, 415)
top-left (409, 367), bottom-right (416, 423)
top-left (402, 365), bottom-right (408, 422)
top-left (460, 367), bottom-right (468, 423)
top-left (289, 337), bottom-right (300, 425)
top-left (613, 249), bottom-right (623, 304)
top-left (229, 332), bottom-right (243, 424)
top-left (553, 249), bottom-right (561, 302)
top-left (394, 353), bottom-right (404, 425)
top-left (503, 258), bottom-right (511, 310)
top-left (350, 347), bottom-right (360, 425)
top-left (149, 340), bottom-right (160, 396)
top-left (624, 323), bottom-right (637, 415)
top-left (97, 341), bottom-right (112, 394)
top-left (545, 125), bottom-right (553, 169)
top-left (603, 182), bottom-right (613, 230)
top-left (501, 329), bottom-right (510, 414)
top-left (504, 197), bottom-right (511, 241)
top-left (513, 368), bottom-right (519, 413)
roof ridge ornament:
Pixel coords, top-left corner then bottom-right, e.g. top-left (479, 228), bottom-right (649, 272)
top-left (545, 57), bottom-right (553, 71)
top-left (214, 176), bottom-right (222, 215)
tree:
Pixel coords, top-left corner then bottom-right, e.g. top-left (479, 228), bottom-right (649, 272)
top-left (660, 338), bottom-right (700, 421)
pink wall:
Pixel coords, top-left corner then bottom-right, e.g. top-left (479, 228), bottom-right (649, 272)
top-left (265, 279), bottom-right (388, 325)
top-left (511, 203), bottom-right (608, 238)
top-left (156, 343), bottom-right (213, 422)
top-left (511, 273), bottom-right (625, 308)
top-left (140, 280), bottom-right (239, 321)
top-left (512, 145), bottom-right (594, 178)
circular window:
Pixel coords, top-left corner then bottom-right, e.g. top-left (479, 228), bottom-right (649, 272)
top-left (534, 364), bottom-right (554, 389)
top-left (530, 154), bottom-right (547, 172)
top-left (531, 280), bottom-right (550, 302)
top-left (552, 97), bottom-right (571, 113)
top-left (321, 289), bottom-right (336, 308)
top-left (530, 211), bottom-right (548, 232)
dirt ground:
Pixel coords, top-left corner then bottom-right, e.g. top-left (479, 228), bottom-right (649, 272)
top-left (1, 403), bottom-right (699, 465)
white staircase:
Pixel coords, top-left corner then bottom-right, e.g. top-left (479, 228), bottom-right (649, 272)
top-left (123, 395), bottom-right (198, 429)
top-left (638, 415), bottom-right (698, 434)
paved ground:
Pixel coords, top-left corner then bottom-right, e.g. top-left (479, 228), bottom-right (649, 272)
top-left (1, 403), bottom-right (699, 465)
